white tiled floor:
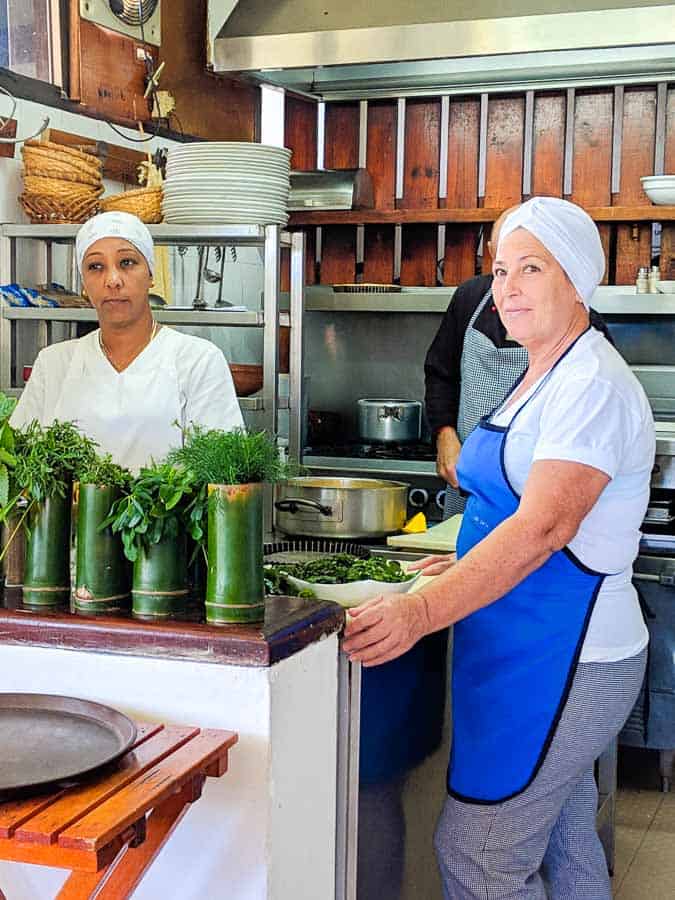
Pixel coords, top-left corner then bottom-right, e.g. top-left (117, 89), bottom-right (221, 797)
top-left (613, 748), bottom-right (675, 899)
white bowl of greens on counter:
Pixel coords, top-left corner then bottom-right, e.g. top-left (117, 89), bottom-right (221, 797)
top-left (264, 553), bottom-right (420, 607)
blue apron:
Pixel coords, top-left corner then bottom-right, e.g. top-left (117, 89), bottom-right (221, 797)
top-left (450, 339), bottom-right (605, 803)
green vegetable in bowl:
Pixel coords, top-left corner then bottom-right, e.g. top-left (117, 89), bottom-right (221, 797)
top-left (269, 553), bottom-right (413, 586)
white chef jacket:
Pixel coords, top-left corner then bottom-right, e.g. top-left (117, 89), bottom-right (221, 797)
top-left (490, 328), bottom-right (654, 663)
top-left (10, 327), bottom-right (244, 471)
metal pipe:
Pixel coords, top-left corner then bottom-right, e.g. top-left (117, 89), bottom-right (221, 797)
top-left (288, 231), bottom-right (305, 464)
top-left (563, 87), bottom-right (576, 196)
top-left (611, 84), bottom-right (624, 195)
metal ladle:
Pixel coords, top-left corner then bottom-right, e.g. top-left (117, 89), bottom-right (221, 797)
top-left (192, 246), bottom-right (207, 310)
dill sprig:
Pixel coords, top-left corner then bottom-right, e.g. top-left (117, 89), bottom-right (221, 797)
top-left (167, 426), bottom-right (291, 486)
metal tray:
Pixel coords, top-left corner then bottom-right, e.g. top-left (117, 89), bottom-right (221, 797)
top-left (0, 693), bottom-right (137, 796)
top-left (264, 538), bottom-right (370, 565)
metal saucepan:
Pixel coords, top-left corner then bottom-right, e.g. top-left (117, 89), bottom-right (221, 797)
top-left (358, 398), bottom-right (422, 443)
top-left (275, 477), bottom-right (409, 539)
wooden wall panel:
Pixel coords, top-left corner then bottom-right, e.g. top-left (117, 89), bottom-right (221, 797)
top-left (531, 92), bottom-right (565, 198)
top-left (401, 99), bottom-right (441, 209)
top-left (400, 225), bottom-right (437, 287)
top-left (444, 97), bottom-right (480, 283)
top-left (363, 101), bottom-right (397, 281)
top-left (662, 88), bottom-right (675, 280)
top-left (325, 103), bottom-right (360, 169)
top-left (319, 226), bottom-right (356, 285)
top-left (570, 90), bottom-right (614, 282)
top-left (367, 101), bottom-right (397, 210)
top-left (482, 95), bottom-right (524, 273)
top-left (285, 96), bottom-right (317, 171)
top-left (363, 227), bottom-right (395, 283)
top-left (400, 99), bottom-right (441, 286)
top-left (484, 96), bottom-right (524, 209)
top-left (615, 88), bottom-right (656, 284)
top-left (322, 103), bottom-right (359, 284)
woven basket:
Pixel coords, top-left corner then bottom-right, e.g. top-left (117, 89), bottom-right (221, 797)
top-left (22, 174), bottom-right (104, 200)
top-left (20, 192), bottom-right (100, 224)
top-left (100, 186), bottom-right (163, 224)
top-left (24, 139), bottom-right (103, 169)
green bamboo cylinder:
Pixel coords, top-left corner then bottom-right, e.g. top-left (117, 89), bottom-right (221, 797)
top-left (73, 483), bottom-right (131, 614)
top-left (206, 482), bottom-right (265, 625)
top-left (132, 533), bottom-right (189, 618)
top-left (23, 493), bottom-right (71, 606)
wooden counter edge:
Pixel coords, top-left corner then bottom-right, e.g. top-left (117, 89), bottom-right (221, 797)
top-left (0, 597), bottom-right (345, 668)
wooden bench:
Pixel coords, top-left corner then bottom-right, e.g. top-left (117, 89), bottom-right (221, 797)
top-left (0, 722), bottom-right (238, 899)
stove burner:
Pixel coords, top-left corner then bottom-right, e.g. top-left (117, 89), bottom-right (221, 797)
top-left (305, 442), bottom-right (436, 462)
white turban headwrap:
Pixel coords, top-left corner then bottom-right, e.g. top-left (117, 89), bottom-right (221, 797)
top-left (76, 211), bottom-right (155, 276)
top-left (497, 197), bottom-right (604, 308)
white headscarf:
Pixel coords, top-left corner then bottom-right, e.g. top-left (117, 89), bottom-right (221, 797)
top-left (76, 211), bottom-right (155, 276)
top-left (497, 197), bottom-right (604, 308)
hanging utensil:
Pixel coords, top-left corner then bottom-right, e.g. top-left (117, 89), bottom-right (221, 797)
top-left (215, 245), bottom-right (232, 308)
top-left (192, 246), bottom-right (207, 310)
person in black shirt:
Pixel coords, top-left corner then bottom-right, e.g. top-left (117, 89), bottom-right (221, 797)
top-left (425, 208), bottom-right (613, 517)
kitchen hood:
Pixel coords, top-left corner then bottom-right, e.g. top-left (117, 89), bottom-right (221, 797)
top-left (207, 1), bottom-right (675, 98)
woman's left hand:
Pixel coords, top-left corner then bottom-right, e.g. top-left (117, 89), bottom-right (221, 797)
top-left (342, 592), bottom-right (431, 667)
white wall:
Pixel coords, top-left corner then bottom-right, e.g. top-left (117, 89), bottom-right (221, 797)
top-left (0, 634), bottom-right (339, 900)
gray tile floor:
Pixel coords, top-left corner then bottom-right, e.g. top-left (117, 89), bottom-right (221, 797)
top-left (614, 748), bottom-right (675, 899)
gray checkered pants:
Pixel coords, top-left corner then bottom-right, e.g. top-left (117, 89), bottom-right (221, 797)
top-left (434, 649), bottom-right (647, 899)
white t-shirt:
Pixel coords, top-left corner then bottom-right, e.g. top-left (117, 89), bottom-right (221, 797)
top-left (490, 328), bottom-right (654, 663)
top-left (10, 327), bottom-right (244, 471)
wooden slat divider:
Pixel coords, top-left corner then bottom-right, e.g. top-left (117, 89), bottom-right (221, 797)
top-left (660, 87), bottom-right (675, 280)
top-left (321, 103), bottom-right (360, 284)
top-left (58, 730), bottom-right (238, 852)
top-left (14, 726), bottom-right (198, 846)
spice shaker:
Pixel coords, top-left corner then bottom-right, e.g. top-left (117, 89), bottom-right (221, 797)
top-left (649, 265), bottom-right (661, 293)
top-left (636, 267), bottom-right (649, 293)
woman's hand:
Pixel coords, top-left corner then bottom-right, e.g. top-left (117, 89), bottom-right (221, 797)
top-left (406, 554), bottom-right (456, 576)
top-left (342, 591), bottom-right (431, 667)
top-left (436, 427), bottom-right (462, 486)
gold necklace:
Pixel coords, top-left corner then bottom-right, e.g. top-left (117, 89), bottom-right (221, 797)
top-left (99, 320), bottom-right (159, 370)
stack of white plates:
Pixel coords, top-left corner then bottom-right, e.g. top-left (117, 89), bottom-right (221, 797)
top-left (163, 143), bottom-right (291, 225)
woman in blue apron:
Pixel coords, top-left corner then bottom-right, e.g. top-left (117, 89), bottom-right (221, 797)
top-left (344, 197), bottom-right (653, 899)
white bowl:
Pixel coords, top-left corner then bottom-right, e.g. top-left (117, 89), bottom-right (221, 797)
top-left (283, 572), bottom-right (421, 607)
top-left (641, 176), bottom-right (675, 205)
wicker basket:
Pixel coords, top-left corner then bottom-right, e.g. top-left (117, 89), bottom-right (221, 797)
top-left (22, 141), bottom-right (103, 189)
top-left (100, 186), bottom-right (163, 224)
top-left (24, 139), bottom-right (103, 169)
top-left (22, 174), bottom-right (104, 199)
top-left (20, 192), bottom-right (100, 224)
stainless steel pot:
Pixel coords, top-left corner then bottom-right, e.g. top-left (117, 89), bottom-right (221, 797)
top-left (275, 477), bottom-right (409, 539)
top-left (357, 399), bottom-right (422, 443)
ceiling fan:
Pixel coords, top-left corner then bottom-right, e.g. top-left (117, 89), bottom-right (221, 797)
top-left (79, 0), bottom-right (161, 47)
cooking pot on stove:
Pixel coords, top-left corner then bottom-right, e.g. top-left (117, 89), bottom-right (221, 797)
top-left (275, 477), bottom-right (409, 539)
top-left (358, 399), bottom-right (422, 443)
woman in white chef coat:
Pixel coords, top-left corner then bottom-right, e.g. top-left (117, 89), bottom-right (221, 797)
top-left (10, 212), bottom-right (243, 468)
top-left (344, 197), bottom-right (654, 899)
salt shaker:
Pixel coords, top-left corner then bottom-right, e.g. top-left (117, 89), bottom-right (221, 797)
top-left (636, 267), bottom-right (649, 293)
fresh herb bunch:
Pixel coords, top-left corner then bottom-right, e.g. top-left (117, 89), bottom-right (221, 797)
top-left (271, 554), bottom-right (414, 585)
top-left (0, 392), bottom-right (17, 514)
top-left (167, 426), bottom-right (291, 487)
top-left (13, 420), bottom-right (98, 503)
top-left (102, 462), bottom-right (201, 563)
top-left (77, 453), bottom-right (131, 490)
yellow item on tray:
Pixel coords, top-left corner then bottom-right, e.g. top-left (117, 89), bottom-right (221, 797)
top-left (402, 512), bottom-right (427, 533)
top-left (387, 514), bottom-right (462, 552)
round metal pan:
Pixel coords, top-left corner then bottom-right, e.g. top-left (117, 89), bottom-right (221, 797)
top-left (0, 693), bottom-right (137, 796)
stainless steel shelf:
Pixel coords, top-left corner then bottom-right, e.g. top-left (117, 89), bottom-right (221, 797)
top-left (2, 388), bottom-right (288, 413)
top-left (302, 455), bottom-right (438, 478)
top-left (1, 223), bottom-right (292, 247)
top-left (1, 307), bottom-right (291, 327)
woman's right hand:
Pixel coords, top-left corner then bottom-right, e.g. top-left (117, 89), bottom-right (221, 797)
top-left (436, 427), bottom-right (462, 487)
